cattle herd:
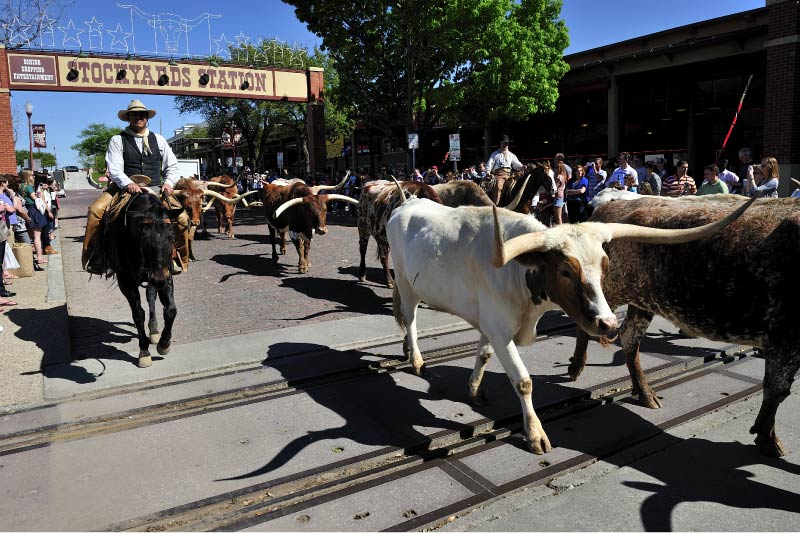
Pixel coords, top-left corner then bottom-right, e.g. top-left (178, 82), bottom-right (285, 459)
top-left (109, 171), bottom-right (798, 459)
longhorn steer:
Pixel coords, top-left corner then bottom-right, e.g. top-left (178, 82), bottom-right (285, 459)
top-left (172, 177), bottom-right (206, 261)
top-left (431, 180), bottom-right (494, 207)
top-left (206, 174), bottom-right (260, 239)
top-left (265, 176), bottom-right (358, 273)
top-left (357, 180), bottom-right (442, 288)
top-left (386, 188), bottom-right (753, 454)
top-left (569, 192), bottom-right (794, 457)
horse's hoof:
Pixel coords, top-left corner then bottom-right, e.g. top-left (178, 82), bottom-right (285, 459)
top-left (386, 281), bottom-right (394, 289)
top-left (157, 342), bottom-right (171, 356)
top-left (149, 333), bottom-right (161, 344)
top-left (138, 355), bottom-right (152, 368)
top-left (754, 432), bottom-right (786, 457)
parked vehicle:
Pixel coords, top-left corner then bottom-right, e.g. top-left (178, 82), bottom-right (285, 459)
top-left (64, 165), bottom-right (79, 172)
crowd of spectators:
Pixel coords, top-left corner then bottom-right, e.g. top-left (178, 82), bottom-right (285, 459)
top-left (0, 170), bottom-right (61, 330)
top-left (225, 144), bottom-right (793, 229)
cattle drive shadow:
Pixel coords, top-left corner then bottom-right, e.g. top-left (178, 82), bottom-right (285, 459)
top-left (280, 277), bottom-right (392, 317)
top-left (336, 264), bottom-right (392, 287)
top-left (220, 341), bottom-right (529, 481)
top-left (210, 252), bottom-right (290, 281)
top-left (7, 308), bottom-right (145, 383)
top-left (522, 391), bottom-right (800, 531)
top-left (226, 233), bottom-right (271, 245)
top-left (220, 341), bottom-right (799, 530)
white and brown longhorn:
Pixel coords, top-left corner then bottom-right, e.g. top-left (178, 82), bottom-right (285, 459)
top-left (387, 178), bottom-right (753, 455)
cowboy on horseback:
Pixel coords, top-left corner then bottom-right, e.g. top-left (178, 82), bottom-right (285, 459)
top-left (485, 134), bottom-right (525, 205)
top-left (82, 99), bottom-right (191, 275)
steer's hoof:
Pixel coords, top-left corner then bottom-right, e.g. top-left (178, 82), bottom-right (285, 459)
top-left (157, 342), bottom-right (171, 356)
top-left (386, 281), bottom-right (394, 289)
top-left (528, 436), bottom-right (553, 455)
top-left (638, 392), bottom-right (662, 409)
top-left (358, 275), bottom-right (366, 283)
top-left (149, 332), bottom-right (161, 345)
top-left (138, 355), bottom-right (152, 368)
top-left (567, 360), bottom-right (584, 381)
top-left (468, 390), bottom-right (488, 407)
top-left (754, 431), bottom-right (786, 458)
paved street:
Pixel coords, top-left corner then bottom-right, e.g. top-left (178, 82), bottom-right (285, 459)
top-left (58, 189), bottom-right (395, 359)
top-left (0, 189), bottom-right (797, 531)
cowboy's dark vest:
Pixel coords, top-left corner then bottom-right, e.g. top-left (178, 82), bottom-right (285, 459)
top-left (121, 131), bottom-right (163, 185)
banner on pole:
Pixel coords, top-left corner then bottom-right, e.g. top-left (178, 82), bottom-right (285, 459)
top-left (32, 124), bottom-right (46, 148)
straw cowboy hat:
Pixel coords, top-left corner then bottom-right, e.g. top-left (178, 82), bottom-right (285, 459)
top-left (118, 99), bottom-right (157, 121)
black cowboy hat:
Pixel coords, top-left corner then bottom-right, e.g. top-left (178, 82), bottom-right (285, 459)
top-left (500, 134), bottom-right (511, 145)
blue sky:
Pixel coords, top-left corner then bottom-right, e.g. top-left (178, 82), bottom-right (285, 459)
top-left (13, 0), bottom-right (764, 168)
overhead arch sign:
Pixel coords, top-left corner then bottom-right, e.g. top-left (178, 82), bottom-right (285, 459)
top-left (6, 51), bottom-right (311, 101)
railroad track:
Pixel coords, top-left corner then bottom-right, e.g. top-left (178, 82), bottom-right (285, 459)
top-left (0, 321), bottom-right (761, 532)
top-left (0, 317), bottom-right (578, 456)
top-left (102, 343), bottom-right (757, 532)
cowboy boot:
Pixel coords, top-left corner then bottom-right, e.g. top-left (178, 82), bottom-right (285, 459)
top-left (82, 191), bottom-right (113, 274)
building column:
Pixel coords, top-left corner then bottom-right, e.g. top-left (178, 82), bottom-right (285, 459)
top-left (0, 45), bottom-right (17, 174)
top-left (306, 67), bottom-right (327, 176)
top-left (765, 0), bottom-right (800, 195)
top-left (607, 75), bottom-right (619, 160)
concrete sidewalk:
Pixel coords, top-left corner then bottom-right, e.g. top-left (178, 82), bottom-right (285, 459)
top-left (1, 231), bottom-right (70, 410)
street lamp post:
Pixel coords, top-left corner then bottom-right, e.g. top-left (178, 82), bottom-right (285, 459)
top-left (227, 109), bottom-right (238, 179)
top-left (25, 101), bottom-right (33, 171)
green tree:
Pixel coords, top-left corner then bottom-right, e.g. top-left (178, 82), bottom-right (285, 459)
top-left (176, 39), bottom-right (352, 175)
top-left (285, 0), bottom-right (569, 160)
top-left (16, 149), bottom-right (56, 169)
top-left (71, 123), bottom-right (119, 171)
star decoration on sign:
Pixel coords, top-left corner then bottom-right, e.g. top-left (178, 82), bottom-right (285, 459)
top-left (58, 19), bottom-right (84, 49)
top-left (3, 16), bottom-right (32, 47)
top-left (213, 33), bottom-right (231, 59)
top-left (84, 17), bottom-right (104, 50)
top-left (38, 12), bottom-right (57, 48)
top-left (106, 23), bottom-right (132, 52)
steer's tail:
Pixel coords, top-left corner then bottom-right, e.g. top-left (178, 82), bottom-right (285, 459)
top-left (392, 284), bottom-right (406, 329)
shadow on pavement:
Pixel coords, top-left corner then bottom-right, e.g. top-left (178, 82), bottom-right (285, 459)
top-left (216, 337), bottom-right (797, 531)
top-left (280, 276), bottom-right (392, 317)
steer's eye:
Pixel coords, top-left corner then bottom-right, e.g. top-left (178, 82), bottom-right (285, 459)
top-left (560, 269), bottom-right (571, 278)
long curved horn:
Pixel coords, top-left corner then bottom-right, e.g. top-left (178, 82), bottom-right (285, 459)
top-left (492, 197), bottom-right (757, 268)
top-left (491, 205), bottom-right (549, 267)
top-left (274, 197), bottom-right (307, 219)
top-left (501, 172), bottom-right (532, 211)
top-left (390, 175), bottom-right (406, 205)
top-left (607, 196), bottom-right (756, 243)
top-left (206, 180), bottom-right (238, 189)
top-left (171, 190), bottom-right (187, 198)
top-left (203, 189), bottom-right (259, 204)
top-left (310, 171), bottom-right (350, 194)
top-left (202, 197), bottom-right (217, 212)
top-left (323, 193), bottom-right (359, 205)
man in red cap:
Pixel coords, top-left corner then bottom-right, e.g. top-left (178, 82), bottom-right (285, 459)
top-left (425, 165), bottom-right (442, 185)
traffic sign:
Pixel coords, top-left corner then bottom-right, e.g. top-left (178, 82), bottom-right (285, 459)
top-left (449, 134), bottom-right (461, 161)
top-left (408, 133), bottom-right (419, 150)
